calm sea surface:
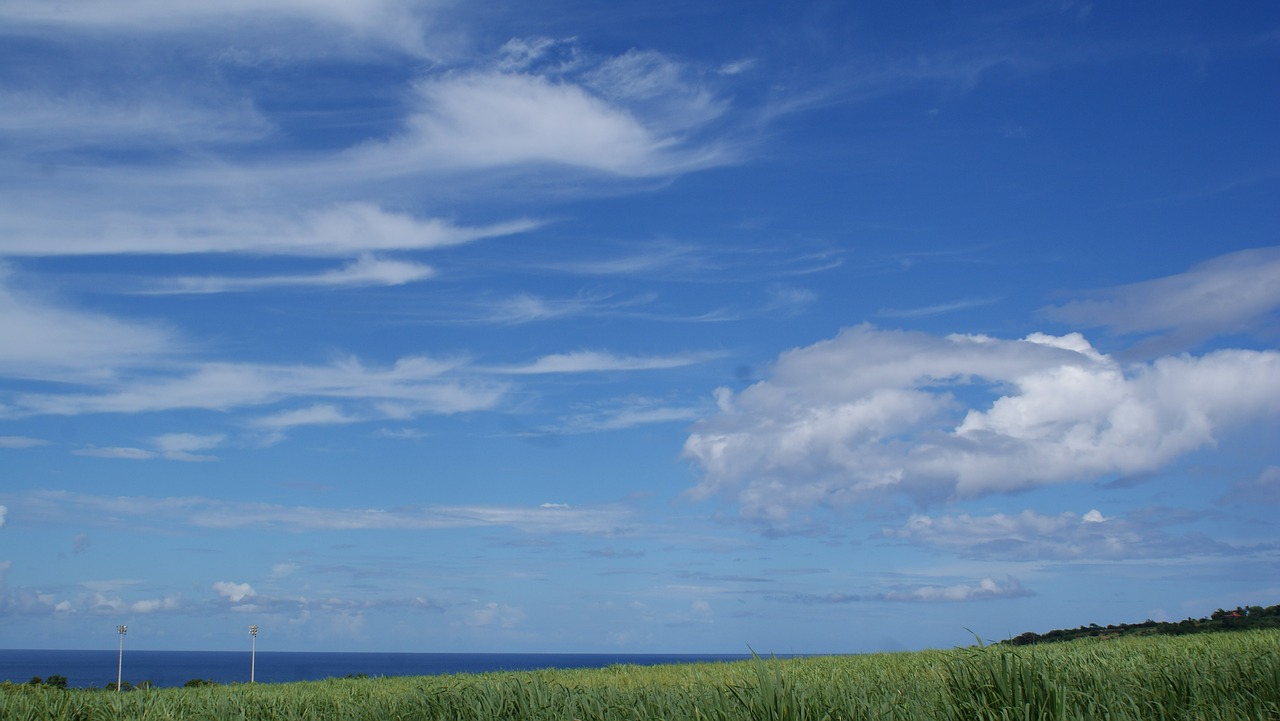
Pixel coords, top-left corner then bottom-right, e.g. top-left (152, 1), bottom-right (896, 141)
top-left (0, 649), bottom-right (753, 689)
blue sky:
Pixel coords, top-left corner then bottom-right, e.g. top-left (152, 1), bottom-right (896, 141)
top-left (1, 1), bottom-right (1278, 655)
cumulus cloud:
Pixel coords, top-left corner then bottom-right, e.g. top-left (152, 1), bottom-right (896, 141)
top-left (213, 581), bottom-right (256, 603)
top-left (683, 325), bottom-right (1280, 521)
top-left (1044, 246), bottom-right (1280, 350)
top-left (881, 577), bottom-right (1032, 603)
top-left (885, 508), bottom-right (1240, 561)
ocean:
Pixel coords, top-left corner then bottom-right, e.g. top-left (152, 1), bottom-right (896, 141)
top-left (0, 649), bottom-right (753, 689)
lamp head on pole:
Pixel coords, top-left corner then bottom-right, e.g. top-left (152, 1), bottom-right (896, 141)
top-left (250, 625), bottom-right (258, 637)
top-left (117, 625), bottom-right (127, 635)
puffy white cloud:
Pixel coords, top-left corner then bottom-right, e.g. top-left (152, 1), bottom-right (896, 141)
top-left (213, 581), bottom-right (256, 603)
top-left (683, 325), bottom-right (1280, 520)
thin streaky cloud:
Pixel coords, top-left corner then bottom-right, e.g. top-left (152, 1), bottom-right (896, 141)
top-left (11, 490), bottom-right (634, 536)
top-left (1043, 245), bottom-right (1280, 344)
top-left (494, 350), bottom-right (723, 375)
top-left (0, 204), bottom-right (540, 258)
top-left (146, 256), bottom-right (436, 294)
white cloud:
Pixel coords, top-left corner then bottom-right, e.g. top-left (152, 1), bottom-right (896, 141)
top-left (251, 404), bottom-right (362, 430)
top-left (344, 70), bottom-right (729, 177)
top-left (70, 435), bottom-right (224, 462)
top-left (467, 602), bottom-right (525, 629)
top-left (0, 91), bottom-right (273, 150)
top-left (881, 577), bottom-right (1032, 603)
top-left (213, 581), bottom-right (256, 603)
top-left (1223, 466), bottom-right (1280, 505)
top-left (152, 433), bottom-right (224, 454)
top-left (9, 355), bottom-right (505, 418)
top-left (497, 350), bottom-right (719, 374)
top-left (0, 203), bottom-right (538, 258)
top-left (272, 562), bottom-right (301, 578)
top-left (0, 436), bottom-right (48, 448)
top-left (0, 267), bottom-right (177, 382)
top-left (130, 594), bottom-right (183, 613)
top-left (887, 508), bottom-right (1236, 562)
top-left (14, 490), bottom-right (634, 535)
top-left (683, 325), bottom-right (1280, 521)
top-left (150, 255), bottom-right (436, 294)
top-left (0, 0), bottom-right (440, 58)
top-left (73, 447), bottom-right (157, 460)
top-left (1044, 246), bottom-right (1280, 347)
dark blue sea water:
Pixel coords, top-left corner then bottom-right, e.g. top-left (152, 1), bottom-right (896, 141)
top-left (0, 649), bottom-right (753, 689)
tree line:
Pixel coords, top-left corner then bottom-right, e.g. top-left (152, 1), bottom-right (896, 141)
top-left (1003, 603), bottom-right (1280, 646)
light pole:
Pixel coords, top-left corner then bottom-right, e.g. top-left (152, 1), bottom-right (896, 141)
top-left (249, 625), bottom-right (258, 683)
top-left (115, 625), bottom-right (127, 692)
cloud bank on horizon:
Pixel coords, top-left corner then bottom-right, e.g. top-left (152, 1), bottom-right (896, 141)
top-left (1, 1), bottom-right (1278, 654)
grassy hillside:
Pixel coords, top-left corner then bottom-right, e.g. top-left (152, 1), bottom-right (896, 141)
top-left (3, 629), bottom-right (1279, 720)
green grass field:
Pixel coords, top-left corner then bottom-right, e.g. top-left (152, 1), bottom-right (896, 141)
top-left (3, 629), bottom-right (1278, 720)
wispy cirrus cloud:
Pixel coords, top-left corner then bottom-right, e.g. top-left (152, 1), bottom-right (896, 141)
top-left (148, 255), bottom-right (436, 294)
top-left (339, 69), bottom-right (731, 179)
top-left (8, 490), bottom-right (634, 535)
top-left (0, 0), bottom-right (445, 58)
top-left (0, 203), bottom-right (539, 258)
top-left (0, 436), bottom-right (48, 449)
top-left (495, 350), bottom-right (722, 375)
top-left (886, 508), bottom-right (1244, 562)
top-left (0, 266), bottom-right (178, 382)
top-left (7, 355), bottom-right (503, 418)
top-left (1043, 246), bottom-right (1280, 351)
top-left (72, 433), bottom-right (225, 462)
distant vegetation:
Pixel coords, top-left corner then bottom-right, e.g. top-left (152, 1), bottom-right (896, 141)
top-left (1003, 603), bottom-right (1280, 646)
top-left (3, 629), bottom-right (1278, 720)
